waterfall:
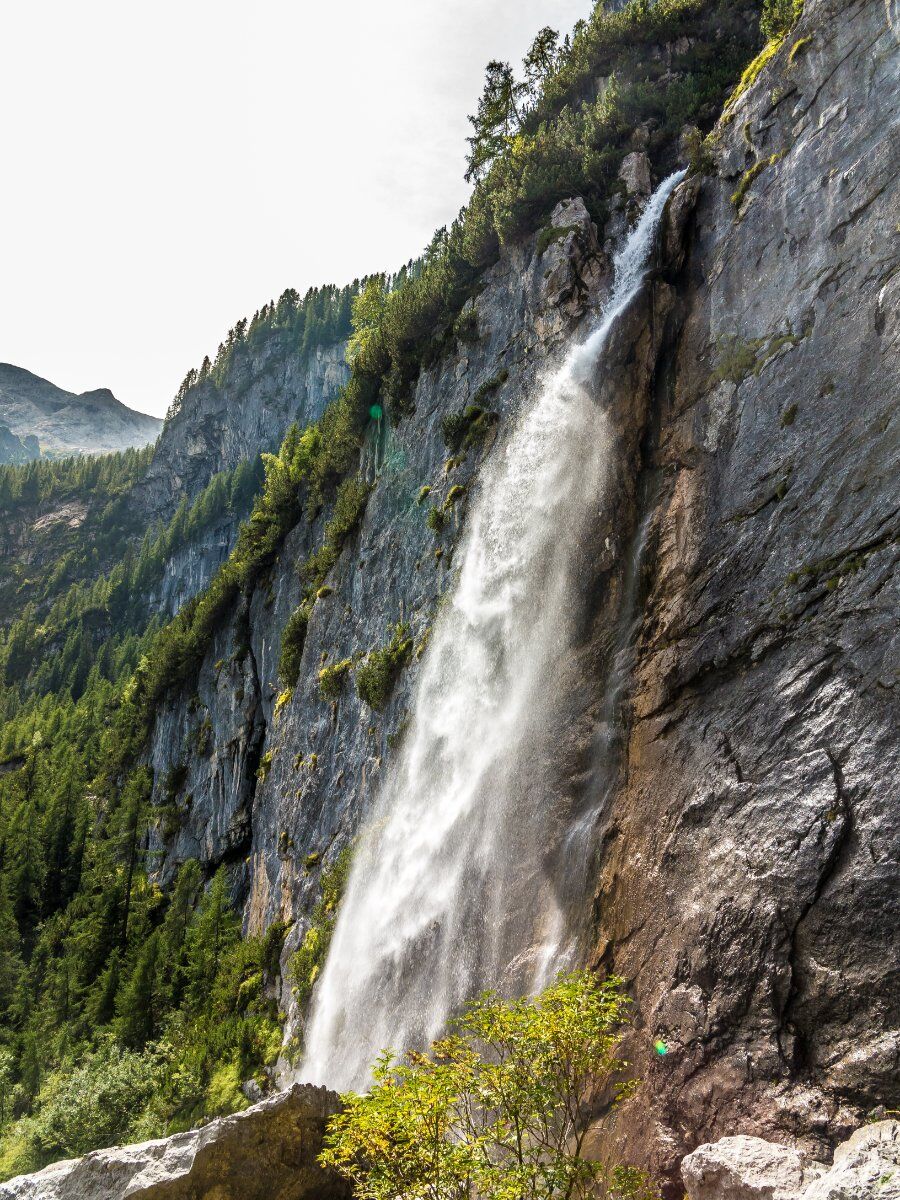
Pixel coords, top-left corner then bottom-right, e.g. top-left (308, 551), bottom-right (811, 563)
top-left (302, 171), bottom-right (686, 1091)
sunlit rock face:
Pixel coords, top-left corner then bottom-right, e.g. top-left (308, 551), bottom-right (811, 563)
top-left (0, 1085), bottom-right (349, 1200)
top-left (137, 340), bottom-right (349, 519)
top-left (586, 0), bottom-right (899, 1185)
top-left (681, 1121), bottom-right (900, 1200)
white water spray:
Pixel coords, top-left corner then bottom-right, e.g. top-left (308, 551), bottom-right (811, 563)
top-left (302, 172), bottom-right (686, 1090)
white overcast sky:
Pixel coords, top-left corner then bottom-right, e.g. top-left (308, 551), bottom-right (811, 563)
top-left (2, 0), bottom-right (589, 417)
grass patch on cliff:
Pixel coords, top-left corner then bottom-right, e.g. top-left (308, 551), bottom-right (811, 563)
top-left (318, 658), bottom-right (354, 701)
top-left (731, 152), bottom-right (783, 211)
top-left (287, 848), bottom-right (354, 1052)
top-left (355, 623), bottom-right (414, 712)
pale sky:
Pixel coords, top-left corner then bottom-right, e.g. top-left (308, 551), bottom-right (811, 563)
top-left (2, 0), bottom-right (589, 417)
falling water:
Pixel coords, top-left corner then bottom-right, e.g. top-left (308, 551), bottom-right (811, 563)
top-left (302, 171), bottom-right (686, 1091)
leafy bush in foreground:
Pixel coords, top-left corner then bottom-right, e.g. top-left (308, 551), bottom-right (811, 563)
top-left (321, 971), bottom-right (658, 1200)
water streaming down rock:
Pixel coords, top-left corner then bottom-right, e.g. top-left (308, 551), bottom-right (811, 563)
top-left (302, 171), bottom-right (686, 1091)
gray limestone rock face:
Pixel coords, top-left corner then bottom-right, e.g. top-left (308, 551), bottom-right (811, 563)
top-left (0, 1085), bottom-right (349, 1200)
top-left (590, 0), bottom-right (900, 1183)
top-left (137, 340), bottom-right (349, 519)
top-left (136, 0), bottom-right (896, 1183)
top-left (619, 150), bottom-right (652, 198)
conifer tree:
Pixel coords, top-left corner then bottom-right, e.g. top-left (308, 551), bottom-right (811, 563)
top-left (465, 61), bottom-right (525, 183)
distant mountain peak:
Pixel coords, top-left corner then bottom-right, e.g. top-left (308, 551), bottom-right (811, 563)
top-left (0, 363), bottom-right (162, 462)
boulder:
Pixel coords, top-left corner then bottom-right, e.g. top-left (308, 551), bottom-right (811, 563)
top-left (0, 1084), bottom-right (350, 1200)
top-left (618, 150), bottom-right (652, 198)
top-left (681, 1122), bottom-right (900, 1200)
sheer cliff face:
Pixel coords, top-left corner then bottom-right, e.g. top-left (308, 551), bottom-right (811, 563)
top-left (144, 0), bottom-right (896, 1178)
top-left (594, 0), bottom-right (899, 1180)
top-left (140, 339), bottom-right (349, 517)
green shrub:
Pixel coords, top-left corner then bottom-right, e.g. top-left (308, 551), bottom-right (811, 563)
top-left (279, 604), bottom-right (311, 687)
top-left (289, 848), bottom-right (354, 1013)
top-left (761, 0), bottom-right (803, 41)
top-left (320, 972), bottom-right (657, 1200)
top-left (441, 401), bottom-right (500, 454)
top-left (443, 485), bottom-right (466, 511)
top-left (536, 223), bottom-right (580, 256)
top-left (731, 152), bottom-right (782, 210)
top-left (318, 658), bottom-right (353, 701)
top-left (28, 1043), bottom-right (162, 1159)
top-left (426, 506), bottom-right (447, 535)
top-left (355, 623), bottom-right (413, 712)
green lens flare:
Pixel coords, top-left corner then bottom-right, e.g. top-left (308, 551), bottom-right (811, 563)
top-left (369, 404), bottom-right (383, 421)
top-left (654, 1040), bottom-right (668, 1056)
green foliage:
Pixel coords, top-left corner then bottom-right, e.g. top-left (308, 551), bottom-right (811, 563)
top-left (318, 658), bottom-right (353, 701)
top-left (27, 1042), bottom-right (163, 1159)
top-left (278, 476), bottom-right (371, 690)
top-left (165, 281), bottom-right (363, 424)
top-left (788, 35), bottom-right (810, 63)
top-left (288, 848), bottom-right (353, 1020)
top-left (761, 0), bottom-right (803, 41)
top-left (0, 855), bottom-right (283, 1176)
top-left (355, 623), bottom-right (413, 712)
top-left (441, 393), bottom-right (502, 455)
top-left (320, 971), bottom-right (657, 1200)
top-left (711, 326), bottom-right (805, 384)
top-left (140, 423), bottom-right (369, 710)
top-left (0, 456), bottom-right (264, 704)
top-left (426, 506), bottom-right (447, 536)
top-left (0, 1), bottom-right (775, 1179)
top-left (537, 223), bottom-right (580, 256)
top-left (731, 152), bottom-right (782, 210)
top-left (279, 605), bottom-right (311, 688)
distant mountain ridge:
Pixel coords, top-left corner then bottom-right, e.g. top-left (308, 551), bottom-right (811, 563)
top-left (0, 363), bottom-right (162, 462)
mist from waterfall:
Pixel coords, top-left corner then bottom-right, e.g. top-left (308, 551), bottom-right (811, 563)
top-left (302, 171), bottom-right (686, 1091)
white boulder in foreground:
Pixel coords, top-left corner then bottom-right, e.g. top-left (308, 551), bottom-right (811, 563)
top-left (0, 1084), bottom-right (349, 1200)
top-left (681, 1120), bottom-right (900, 1200)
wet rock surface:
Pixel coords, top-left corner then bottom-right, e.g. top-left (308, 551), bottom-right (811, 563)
top-left (592, 0), bottom-right (899, 1182)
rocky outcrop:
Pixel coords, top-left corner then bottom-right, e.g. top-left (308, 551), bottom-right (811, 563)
top-left (0, 1085), bottom-right (348, 1200)
top-left (681, 1121), bottom-right (900, 1199)
top-left (0, 363), bottom-right (161, 457)
top-left (138, 340), bottom-right (348, 517)
top-left (589, 0), bottom-right (899, 1184)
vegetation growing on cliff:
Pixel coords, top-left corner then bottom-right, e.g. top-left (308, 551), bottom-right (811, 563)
top-left (286, 848), bottom-right (353, 1052)
top-left (321, 971), bottom-right (656, 1200)
top-left (355, 623), bottom-right (413, 712)
top-left (339, 0), bottom-right (766, 420)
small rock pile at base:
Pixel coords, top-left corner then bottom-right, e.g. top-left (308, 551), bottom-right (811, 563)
top-left (682, 1120), bottom-right (900, 1200)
